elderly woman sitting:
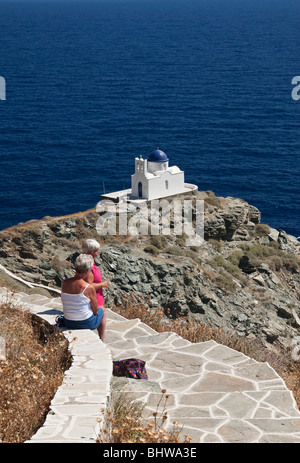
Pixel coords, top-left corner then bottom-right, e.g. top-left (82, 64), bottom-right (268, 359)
top-left (61, 254), bottom-right (106, 342)
top-left (82, 239), bottom-right (109, 341)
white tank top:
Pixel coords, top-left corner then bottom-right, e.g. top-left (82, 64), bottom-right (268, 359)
top-left (61, 284), bottom-right (93, 321)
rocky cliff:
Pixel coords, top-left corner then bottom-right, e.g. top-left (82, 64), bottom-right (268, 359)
top-left (0, 190), bottom-right (299, 352)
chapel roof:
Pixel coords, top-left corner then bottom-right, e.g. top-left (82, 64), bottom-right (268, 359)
top-left (148, 149), bottom-right (169, 163)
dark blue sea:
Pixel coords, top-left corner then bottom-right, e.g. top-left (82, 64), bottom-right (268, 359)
top-left (0, 0), bottom-right (299, 238)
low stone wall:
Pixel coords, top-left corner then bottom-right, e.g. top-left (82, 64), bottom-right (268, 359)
top-left (0, 286), bottom-right (112, 443)
top-left (27, 328), bottom-right (112, 443)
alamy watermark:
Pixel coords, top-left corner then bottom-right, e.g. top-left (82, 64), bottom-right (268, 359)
top-left (0, 336), bottom-right (6, 361)
top-left (0, 76), bottom-right (6, 100)
top-left (291, 76), bottom-right (300, 101)
top-left (1, 75), bottom-right (299, 101)
top-left (95, 195), bottom-right (204, 246)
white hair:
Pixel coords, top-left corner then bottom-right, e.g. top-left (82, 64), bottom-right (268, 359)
top-left (82, 239), bottom-right (100, 254)
top-left (75, 254), bottom-right (94, 274)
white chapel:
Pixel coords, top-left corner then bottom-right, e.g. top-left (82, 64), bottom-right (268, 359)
top-left (100, 148), bottom-right (197, 203)
top-left (131, 149), bottom-right (187, 200)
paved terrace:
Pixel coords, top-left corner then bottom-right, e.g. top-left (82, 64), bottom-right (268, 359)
top-left (1, 286), bottom-right (300, 443)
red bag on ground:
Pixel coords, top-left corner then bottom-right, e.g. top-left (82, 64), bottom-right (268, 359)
top-left (113, 358), bottom-right (148, 380)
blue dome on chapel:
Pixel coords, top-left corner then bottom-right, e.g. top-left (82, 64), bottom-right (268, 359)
top-left (148, 149), bottom-right (169, 163)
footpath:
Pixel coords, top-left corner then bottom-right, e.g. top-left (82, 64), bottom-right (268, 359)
top-left (1, 286), bottom-right (300, 443)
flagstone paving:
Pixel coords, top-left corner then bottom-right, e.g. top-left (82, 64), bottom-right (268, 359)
top-left (1, 286), bottom-right (300, 443)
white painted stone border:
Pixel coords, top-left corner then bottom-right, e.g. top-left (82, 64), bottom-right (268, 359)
top-left (27, 328), bottom-right (112, 443)
top-left (0, 286), bottom-right (112, 443)
top-left (0, 263), bottom-right (61, 295)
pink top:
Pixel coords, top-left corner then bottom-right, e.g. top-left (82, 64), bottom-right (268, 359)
top-left (92, 262), bottom-right (104, 307)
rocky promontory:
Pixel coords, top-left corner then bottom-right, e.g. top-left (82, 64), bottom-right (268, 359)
top-left (0, 190), bottom-right (299, 353)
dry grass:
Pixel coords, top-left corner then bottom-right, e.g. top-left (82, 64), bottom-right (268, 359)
top-left (0, 297), bottom-right (72, 443)
top-left (99, 390), bottom-right (192, 444)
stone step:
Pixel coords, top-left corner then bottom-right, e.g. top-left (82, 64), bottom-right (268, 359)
top-left (105, 314), bottom-right (300, 443)
top-left (110, 377), bottom-right (300, 443)
top-left (107, 331), bottom-right (191, 362)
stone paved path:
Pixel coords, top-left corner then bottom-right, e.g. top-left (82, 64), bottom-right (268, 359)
top-left (2, 286), bottom-right (300, 443)
top-left (105, 311), bottom-right (300, 443)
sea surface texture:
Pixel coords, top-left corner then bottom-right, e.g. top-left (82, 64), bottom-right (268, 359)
top-left (0, 0), bottom-right (299, 237)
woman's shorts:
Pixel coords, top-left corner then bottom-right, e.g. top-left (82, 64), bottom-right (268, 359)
top-left (63, 308), bottom-right (104, 330)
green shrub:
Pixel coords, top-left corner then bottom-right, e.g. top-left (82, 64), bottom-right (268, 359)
top-left (144, 245), bottom-right (160, 256)
top-left (208, 239), bottom-right (223, 252)
top-left (254, 223), bottom-right (270, 237)
top-left (267, 255), bottom-right (283, 272)
top-left (150, 235), bottom-right (167, 249)
top-left (237, 242), bottom-right (300, 273)
top-left (227, 250), bottom-right (244, 266)
top-left (164, 246), bottom-right (185, 256)
top-left (210, 255), bottom-right (241, 278)
top-left (204, 191), bottom-right (222, 209)
top-left (215, 271), bottom-right (237, 293)
top-left (281, 254), bottom-right (300, 272)
top-left (245, 244), bottom-right (274, 258)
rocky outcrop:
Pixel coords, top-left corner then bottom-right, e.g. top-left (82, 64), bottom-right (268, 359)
top-left (0, 191), bottom-right (299, 353)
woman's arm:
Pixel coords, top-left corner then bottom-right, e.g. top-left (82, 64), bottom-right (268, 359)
top-left (84, 285), bottom-right (99, 315)
top-left (84, 270), bottom-right (109, 290)
top-left (94, 280), bottom-right (109, 289)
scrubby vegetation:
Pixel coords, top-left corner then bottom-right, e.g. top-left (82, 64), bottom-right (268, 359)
top-left (99, 390), bottom-right (192, 443)
top-left (0, 297), bottom-right (72, 443)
